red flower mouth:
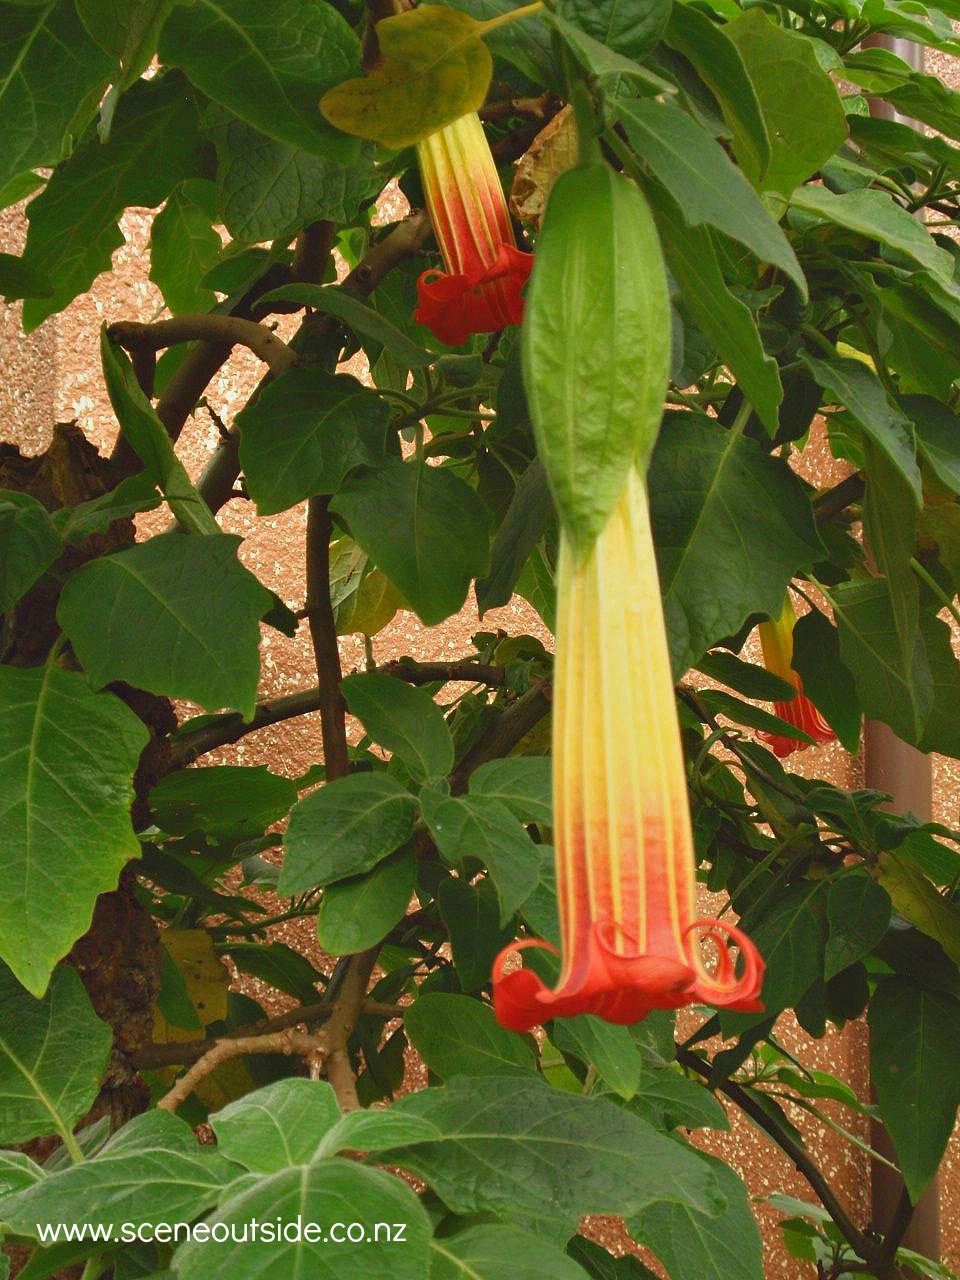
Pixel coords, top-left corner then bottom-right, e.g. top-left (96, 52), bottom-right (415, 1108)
top-left (415, 243), bottom-right (533, 346)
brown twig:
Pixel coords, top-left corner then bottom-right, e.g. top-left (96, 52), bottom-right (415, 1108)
top-left (107, 316), bottom-right (298, 378)
top-left (321, 948), bottom-right (381, 1111)
top-left (306, 497), bottom-right (350, 782)
top-left (156, 1029), bottom-right (329, 1112)
top-left (481, 93), bottom-right (557, 124)
top-left (293, 220), bottom-right (337, 284)
top-left (814, 471), bottom-right (865, 524)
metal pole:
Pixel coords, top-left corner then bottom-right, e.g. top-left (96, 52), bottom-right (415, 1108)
top-left (860, 35), bottom-right (941, 1268)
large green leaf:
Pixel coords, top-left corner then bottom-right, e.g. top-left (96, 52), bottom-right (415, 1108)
top-left (404, 993), bottom-right (536, 1080)
top-left (174, 1159), bottom-right (431, 1280)
top-left (57, 532), bottom-right (272, 718)
top-left (878, 282), bottom-right (960, 398)
top-left (825, 873), bottom-right (892, 979)
top-left (332, 458), bottom-right (491, 626)
top-left (421, 789), bottom-right (541, 923)
top-left (648, 417), bottom-right (825, 676)
top-left (553, 1017), bottom-right (644, 1101)
top-left (0, 964), bottom-right (110, 1147)
top-left (468, 756), bottom-right (552, 825)
top-left (379, 1077), bottom-right (725, 1240)
top-left (76, 0), bottom-right (172, 87)
top-left (0, 664), bottom-right (147, 996)
top-left (791, 607), bottom-right (862, 753)
top-left (211, 1079), bottom-right (341, 1174)
top-left (475, 458), bottom-right (554, 616)
top-left (869, 976), bottom-right (960, 1201)
top-left (648, 189), bottom-right (782, 433)
top-left (432, 1224), bottom-right (593, 1280)
top-left (209, 109), bottom-right (381, 243)
top-left (445, 0), bottom-right (558, 91)
top-left (149, 766), bottom-right (297, 840)
top-left (315, 846), bottom-right (416, 955)
top-left (902, 395), bottom-right (960, 494)
top-left (0, 491), bottom-right (61, 612)
top-left (341, 672), bottom-right (453, 783)
top-left (0, 251), bottom-right (53, 301)
top-left (617, 99), bottom-right (803, 292)
top-left (0, 0), bottom-right (112, 191)
top-left (629, 1155), bottom-right (763, 1280)
top-left (557, 0), bottom-right (669, 59)
top-left (20, 73), bottom-right (201, 330)
top-left (99, 332), bottom-right (220, 536)
top-left (663, 3), bottom-right (769, 183)
top-left (238, 369), bottom-right (389, 515)
top-left (1, 1111), bottom-right (234, 1236)
top-left (149, 179), bottom-right (220, 315)
top-left (159, 0), bottom-right (360, 160)
top-left (626, 1065), bottom-right (728, 1132)
top-left (261, 284), bottom-right (432, 369)
top-left (727, 881), bottom-right (826, 1031)
top-left (568, 1237), bottom-right (658, 1279)
top-left (279, 773), bottom-right (418, 894)
top-left (724, 9), bottom-right (847, 197)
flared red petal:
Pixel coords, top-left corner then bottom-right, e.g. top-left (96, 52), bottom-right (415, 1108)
top-left (758, 596), bottom-right (836, 757)
top-left (414, 243), bottom-right (533, 345)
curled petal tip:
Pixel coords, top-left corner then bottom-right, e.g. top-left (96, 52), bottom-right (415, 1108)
top-left (414, 244), bottom-right (533, 345)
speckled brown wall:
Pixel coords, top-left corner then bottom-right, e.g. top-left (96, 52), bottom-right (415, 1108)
top-left (2, 62), bottom-right (959, 1272)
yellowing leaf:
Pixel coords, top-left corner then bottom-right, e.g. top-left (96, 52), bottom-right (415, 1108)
top-left (337, 567), bottom-right (405, 636)
top-left (320, 6), bottom-right (492, 149)
top-left (153, 929), bottom-right (230, 1040)
top-left (878, 853), bottom-right (960, 965)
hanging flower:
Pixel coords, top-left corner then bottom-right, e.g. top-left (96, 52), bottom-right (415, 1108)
top-left (757, 597), bottom-right (836, 758)
top-left (414, 112), bottom-right (533, 346)
top-left (492, 470), bottom-right (765, 1032)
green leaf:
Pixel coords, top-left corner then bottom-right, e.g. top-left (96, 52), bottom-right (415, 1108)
top-left (0, 0), bottom-right (112, 192)
top-left (332, 458), bottom-right (491, 626)
top-left (523, 164), bottom-right (669, 553)
top-left (824, 873), bottom-right (891, 979)
top-left (649, 417), bottom-right (825, 676)
top-left (320, 5), bottom-right (493, 150)
top-left (878, 282), bottom-right (960, 399)
top-left (0, 490), bottom-right (61, 611)
top-left (877, 852), bottom-right (960, 966)
top-left (0, 1149), bottom-right (44, 1199)
top-left (57, 532), bottom-right (272, 718)
top-left (437, 876), bottom-right (512, 992)
top-left (791, 607), bottom-right (862, 753)
top-left (724, 9), bottom-right (846, 197)
top-left (0, 251), bottom-right (52, 301)
top-left (75, 0), bottom-right (171, 88)
top-left (315, 846), bottom-right (416, 955)
top-left (421, 789), bottom-right (541, 922)
top-left (476, 457), bottom-right (554, 615)
top-left (445, 0), bottom-right (558, 91)
top-left (468, 756), bottom-right (551, 825)
top-left (405, 992), bottom-right (536, 1080)
top-left (279, 773), bottom-right (418, 895)
top-left (20, 73), bottom-right (201, 330)
top-left (223, 942), bottom-right (322, 1005)
top-left (149, 766), bottom-right (297, 840)
top-left (237, 369), bottom-right (389, 515)
top-left (1, 1110), bottom-right (234, 1237)
top-left (548, 12), bottom-right (672, 95)
top-left (342, 672), bottom-right (454, 783)
top-left (553, 1017), bottom-right (643, 1100)
top-left (901, 395), bottom-right (960, 495)
top-left (663, 3), bottom-right (769, 183)
top-left (831, 578), bottom-right (933, 745)
top-left (627, 1065), bottom-right (728, 1132)
top-left (557, 0), bottom-right (669, 60)
top-left (729, 881), bottom-right (826, 1029)
top-left (432, 1224), bottom-right (593, 1280)
top-left (617, 98), bottom-right (803, 293)
top-left (380, 1077), bottom-right (725, 1239)
top-left (99, 331), bottom-right (220, 535)
top-left (869, 976), bottom-right (960, 1200)
top-left (260, 283), bottom-right (433, 369)
top-left (698, 688), bottom-right (816, 746)
top-left (0, 964), bottom-right (110, 1146)
top-left (52, 472), bottom-right (161, 544)
top-left (149, 179), bottom-right (220, 315)
top-left (647, 188), bottom-right (782, 434)
top-left (917, 611), bottom-right (960, 757)
top-left (799, 354), bottom-right (922, 502)
top-left (209, 109), bottom-right (381, 243)
top-left (791, 185), bottom-right (956, 288)
top-left (159, 0), bottom-right (360, 161)
top-left (568, 1236), bottom-right (658, 1279)
top-left (0, 665), bottom-right (148, 996)
top-left (629, 1154), bottom-right (763, 1280)
top-left (173, 1159), bottom-right (431, 1280)
top-left (211, 1078), bottom-right (341, 1173)
top-left (695, 650), bottom-right (796, 703)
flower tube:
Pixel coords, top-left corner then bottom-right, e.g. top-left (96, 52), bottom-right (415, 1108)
top-left (493, 469), bottom-right (765, 1032)
top-left (414, 112), bottom-right (533, 345)
top-left (757, 597), bottom-right (836, 758)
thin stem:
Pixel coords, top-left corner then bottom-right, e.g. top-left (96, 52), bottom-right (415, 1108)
top-left (305, 498), bottom-right (349, 782)
top-left (478, 1), bottom-right (544, 35)
top-left (911, 556), bottom-right (960, 630)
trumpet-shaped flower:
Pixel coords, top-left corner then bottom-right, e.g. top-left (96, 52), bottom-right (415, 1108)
top-left (493, 471), bottom-right (764, 1032)
top-left (757, 598), bottom-right (836, 758)
top-left (414, 112), bottom-right (532, 346)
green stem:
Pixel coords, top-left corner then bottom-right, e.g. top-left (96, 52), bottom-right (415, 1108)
top-left (478, 0), bottom-right (544, 35)
top-left (911, 556), bottom-right (960, 630)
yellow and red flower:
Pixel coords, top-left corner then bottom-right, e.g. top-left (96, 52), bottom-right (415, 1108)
top-left (414, 112), bottom-right (532, 345)
top-left (493, 471), bottom-right (764, 1032)
top-left (757, 597), bottom-right (836, 758)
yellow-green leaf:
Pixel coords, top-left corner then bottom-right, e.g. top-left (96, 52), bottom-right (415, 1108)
top-left (320, 5), bottom-right (492, 149)
top-left (878, 853), bottom-right (960, 965)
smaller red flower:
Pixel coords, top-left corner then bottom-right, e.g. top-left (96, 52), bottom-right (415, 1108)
top-left (414, 112), bottom-right (532, 345)
top-left (758, 598), bottom-right (836, 757)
